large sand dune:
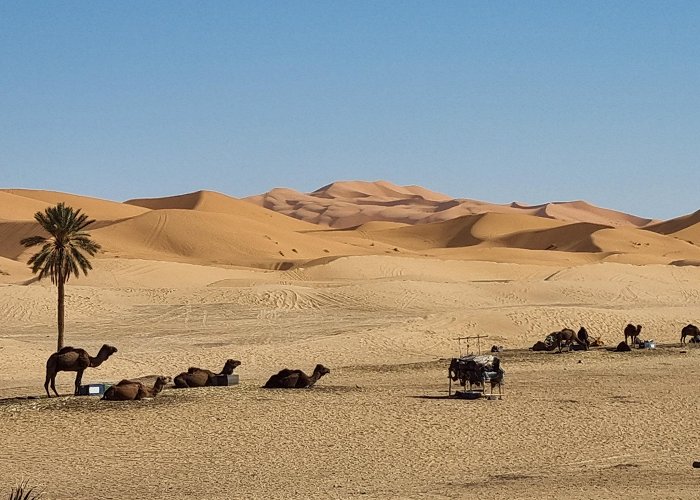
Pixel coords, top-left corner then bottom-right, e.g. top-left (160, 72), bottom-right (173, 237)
top-left (1, 184), bottom-right (699, 499)
top-left (247, 180), bottom-right (655, 229)
top-left (2, 188), bottom-right (149, 221)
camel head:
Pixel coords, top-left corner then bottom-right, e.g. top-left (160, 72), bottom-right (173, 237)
top-left (153, 376), bottom-right (171, 392)
top-left (313, 364), bottom-right (331, 378)
top-left (99, 344), bottom-right (118, 357)
top-left (222, 359), bottom-right (241, 375)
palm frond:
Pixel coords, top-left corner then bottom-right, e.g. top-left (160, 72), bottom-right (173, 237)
top-left (22, 203), bottom-right (100, 284)
top-left (8, 480), bottom-right (43, 500)
top-left (19, 236), bottom-right (47, 248)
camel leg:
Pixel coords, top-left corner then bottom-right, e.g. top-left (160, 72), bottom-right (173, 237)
top-left (74, 370), bottom-right (84, 396)
top-left (50, 375), bottom-right (59, 397)
top-left (45, 372), bottom-right (52, 398)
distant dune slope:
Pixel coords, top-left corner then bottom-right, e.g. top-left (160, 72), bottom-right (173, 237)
top-left (125, 190), bottom-right (316, 231)
top-left (644, 210), bottom-right (700, 245)
top-left (0, 191), bottom-right (54, 221)
top-left (2, 189), bottom-right (150, 221)
top-left (246, 180), bottom-right (653, 229)
top-left (91, 209), bottom-right (369, 268)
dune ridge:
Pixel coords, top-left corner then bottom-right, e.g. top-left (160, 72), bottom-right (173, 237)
top-left (246, 180), bottom-right (655, 229)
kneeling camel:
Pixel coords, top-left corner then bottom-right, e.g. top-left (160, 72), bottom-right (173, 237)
top-left (101, 376), bottom-right (170, 401)
top-left (174, 359), bottom-right (241, 388)
top-left (263, 364), bottom-right (330, 388)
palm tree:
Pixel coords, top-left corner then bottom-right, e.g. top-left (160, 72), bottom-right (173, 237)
top-left (20, 203), bottom-right (101, 351)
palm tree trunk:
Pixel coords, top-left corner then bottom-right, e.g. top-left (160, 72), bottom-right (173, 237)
top-left (57, 278), bottom-right (65, 351)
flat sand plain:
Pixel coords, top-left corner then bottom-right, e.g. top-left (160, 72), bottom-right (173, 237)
top-left (1, 256), bottom-right (699, 499)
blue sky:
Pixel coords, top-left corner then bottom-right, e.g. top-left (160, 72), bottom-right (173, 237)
top-left (1, 1), bottom-right (698, 219)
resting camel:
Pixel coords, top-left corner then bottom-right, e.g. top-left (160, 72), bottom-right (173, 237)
top-left (263, 364), bottom-right (330, 388)
top-left (101, 376), bottom-right (170, 401)
top-left (680, 324), bottom-right (700, 344)
top-left (624, 324), bottom-right (642, 346)
top-left (548, 327), bottom-right (589, 352)
top-left (173, 359), bottom-right (241, 388)
top-left (44, 344), bottom-right (118, 397)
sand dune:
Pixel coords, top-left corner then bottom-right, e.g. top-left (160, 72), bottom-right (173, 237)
top-left (645, 209), bottom-right (700, 245)
top-left (511, 199), bottom-right (654, 227)
top-left (0, 191), bottom-right (54, 221)
top-left (2, 188), bottom-right (149, 221)
top-left (126, 190), bottom-right (315, 231)
top-left (91, 208), bottom-right (368, 268)
top-left (247, 180), bottom-right (653, 229)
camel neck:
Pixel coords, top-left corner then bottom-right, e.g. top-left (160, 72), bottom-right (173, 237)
top-left (151, 380), bottom-right (165, 395)
top-left (307, 371), bottom-right (322, 388)
top-left (89, 351), bottom-right (109, 368)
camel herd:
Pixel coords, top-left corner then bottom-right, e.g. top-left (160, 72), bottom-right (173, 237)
top-left (43, 345), bottom-right (331, 400)
top-left (531, 322), bottom-right (700, 353)
top-left (42, 321), bottom-right (699, 401)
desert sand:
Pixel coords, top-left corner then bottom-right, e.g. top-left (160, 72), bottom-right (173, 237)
top-left (1, 183), bottom-right (699, 499)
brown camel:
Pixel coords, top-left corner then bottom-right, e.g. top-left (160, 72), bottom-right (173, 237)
top-left (681, 324), bottom-right (700, 344)
top-left (549, 328), bottom-right (587, 352)
top-left (263, 364), bottom-right (330, 389)
top-left (173, 359), bottom-right (241, 388)
top-left (101, 376), bottom-right (170, 401)
top-left (44, 344), bottom-right (118, 397)
top-left (624, 324), bottom-right (642, 345)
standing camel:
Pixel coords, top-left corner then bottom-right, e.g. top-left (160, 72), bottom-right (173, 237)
top-left (101, 376), bottom-right (170, 401)
top-left (624, 324), bottom-right (642, 346)
top-left (681, 324), bottom-right (700, 344)
top-left (44, 344), bottom-right (118, 397)
top-left (174, 359), bottom-right (241, 388)
top-left (263, 364), bottom-right (330, 388)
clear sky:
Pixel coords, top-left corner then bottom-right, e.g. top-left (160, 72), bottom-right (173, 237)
top-left (1, 1), bottom-right (698, 219)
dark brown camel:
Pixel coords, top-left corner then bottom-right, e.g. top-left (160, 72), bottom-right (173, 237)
top-left (624, 324), bottom-right (642, 345)
top-left (173, 359), bottom-right (241, 388)
top-left (101, 376), bottom-right (170, 401)
top-left (263, 364), bottom-right (330, 388)
top-left (550, 328), bottom-right (575, 352)
top-left (681, 324), bottom-right (700, 344)
top-left (44, 344), bottom-right (118, 397)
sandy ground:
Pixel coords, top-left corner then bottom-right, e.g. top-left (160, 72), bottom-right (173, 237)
top-left (1, 256), bottom-right (699, 499)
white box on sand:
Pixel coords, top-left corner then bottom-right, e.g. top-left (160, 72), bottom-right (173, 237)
top-left (78, 383), bottom-right (112, 396)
